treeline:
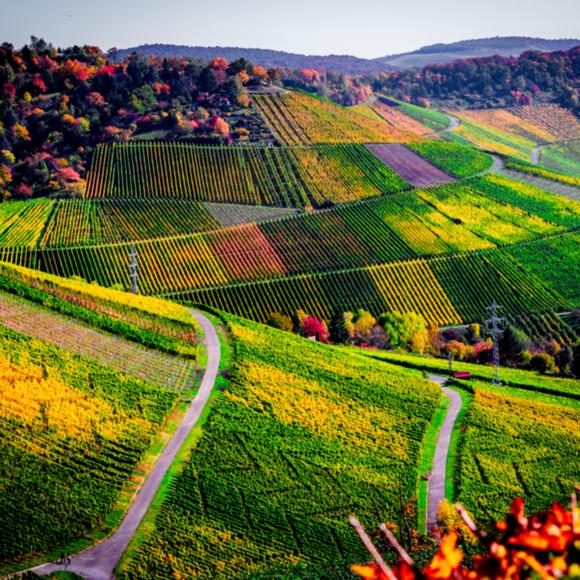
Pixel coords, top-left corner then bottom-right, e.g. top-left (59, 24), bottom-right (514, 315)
top-left (266, 308), bottom-right (580, 377)
top-left (0, 37), bottom-right (273, 200)
top-left (365, 46), bottom-right (580, 113)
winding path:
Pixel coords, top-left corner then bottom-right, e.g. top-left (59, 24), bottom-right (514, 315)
top-left (425, 375), bottom-right (463, 529)
top-left (33, 310), bottom-right (221, 580)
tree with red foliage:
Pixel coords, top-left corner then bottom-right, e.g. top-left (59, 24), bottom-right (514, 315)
top-left (301, 315), bottom-right (330, 343)
top-left (2, 82), bottom-right (16, 102)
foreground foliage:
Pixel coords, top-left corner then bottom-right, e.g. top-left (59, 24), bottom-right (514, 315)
top-left (353, 499), bottom-right (580, 580)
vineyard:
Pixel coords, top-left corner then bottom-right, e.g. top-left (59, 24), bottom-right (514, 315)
top-left (365, 144), bottom-right (455, 187)
top-left (0, 176), bottom-right (577, 311)
top-left (178, 242), bottom-right (574, 341)
top-left (457, 380), bottom-right (580, 525)
top-left (510, 104), bottom-right (580, 141)
top-left (366, 101), bottom-right (433, 135)
top-left (505, 232), bottom-right (580, 303)
top-left (85, 142), bottom-right (412, 208)
top-left (253, 92), bottom-right (415, 144)
top-left (449, 115), bottom-right (537, 161)
top-left (407, 141), bottom-right (493, 177)
top-left (0, 322), bottom-right (178, 568)
top-left (356, 350), bottom-right (580, 397)
top-left (385, 97), bottom-right (451, 132)
top-left (454, 108), bottom-right (558, 144)
top-left (0, 291), bottom-right (196, 390)
top-left (539, 141), bottom-right (580, 177)
top-left (503, 159), bottom-right (580, 187)
top-left (0, 199), bottom-right (54, 248)
top-left (125, 314), bottom-right (440, 578)
top-left (40, 198), bottom-right (220, 247)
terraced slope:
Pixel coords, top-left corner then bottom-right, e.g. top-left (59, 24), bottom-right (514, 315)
top-left (40, 198), bottom-right (220, 247)
top-left (367, 101), bottom-right (432, 135)
top-left (0, 176), bottom-right (576, 298)
top-left (253, 92), bottom-right (414, 144)
top-left (510, 104), bottom-right (580, 141)
top-left (0, 291), bottom-right (196, 390)
top-left (449, 115), bottom-right (537, 161)
top-left (125, 314), bottom-right (440, 578)
top-left (86, 142), bottom-right (411, 209)
top-left (456, 108), bottom-right (558, 143)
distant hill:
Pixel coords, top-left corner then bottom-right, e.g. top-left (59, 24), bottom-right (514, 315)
top-left (377, 37), bottom-right (580, 69)
top-left (108, 45), bottom-right (383, 74)
top-left (109, 37), bottom-right (580, 73)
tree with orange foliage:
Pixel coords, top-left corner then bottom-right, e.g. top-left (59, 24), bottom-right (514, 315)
top-left (212, 116), bottom-right (230, 137)
top-left (252, 65), bottom-right (269, 83)
top-left (209, 57), bottom-right (229, 71)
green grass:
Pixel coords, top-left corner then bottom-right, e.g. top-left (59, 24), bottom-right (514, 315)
top-left (355, 349), bottom-right (580, 399)
top-left (444, 385), bottom-right (472, 501)
top-left (407, 142), bottom-right (493, 178)
top-left (418, 392), bottom-right (449, 532)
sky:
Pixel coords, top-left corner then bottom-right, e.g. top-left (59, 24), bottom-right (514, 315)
top-left (0, 0), bottom-right (579, 58)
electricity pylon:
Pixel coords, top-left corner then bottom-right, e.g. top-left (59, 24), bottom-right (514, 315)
top-left (485, 300), bottom-right (505, 386)
top-left (129, 245), bottom-right (138, 294)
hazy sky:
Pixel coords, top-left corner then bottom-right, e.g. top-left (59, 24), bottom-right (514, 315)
top-left (1, 0), bottom-right (579, 58)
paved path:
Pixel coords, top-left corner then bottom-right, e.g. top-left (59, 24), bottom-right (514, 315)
top-left (33, 310), bottom-right (221, 580)
top-left (531, 144), bottom-right (543, 165)
top-left (425, 375), bottom-right (463, 529)
top-left (500, 168), bottom-right (580, 201)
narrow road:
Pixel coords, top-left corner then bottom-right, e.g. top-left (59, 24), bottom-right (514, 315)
top-left (33, 310), bottom-right (221, 580)
top-left (425, 375), bottom-right (463, 529)
top-left (428, 112), bottom-right (461, 137)
top-left (531, 144), bottom-right (543, 165)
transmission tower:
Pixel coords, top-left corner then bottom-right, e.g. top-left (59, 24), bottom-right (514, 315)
top-left (485, 300), bottom-right (505, 386)
top-left (129, 245), bottom-right (138, 294)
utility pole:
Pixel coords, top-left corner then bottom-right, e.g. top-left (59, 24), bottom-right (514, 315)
top-left (129, 245), bottom-right (138, 295)
top-left (485, 300), bottom-right (505, 386)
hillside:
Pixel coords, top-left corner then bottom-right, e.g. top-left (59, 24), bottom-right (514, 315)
top-left (122, 312), bottom-right (442, 577)
top-left (0, 262), bottom-right (204, 572)
top-left (108, 37), bottom-right (580, 73)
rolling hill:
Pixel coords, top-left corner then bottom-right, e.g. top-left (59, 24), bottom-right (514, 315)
top-left (108, 37), bottom-right (580, 73)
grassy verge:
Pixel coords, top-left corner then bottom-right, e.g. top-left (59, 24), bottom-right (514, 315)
top-left (444, 384), bottom-right (473, 501)
top-left (418, 390), bottom-right (450, 532)
top-left (114, 310), bottom-right (231, 576)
